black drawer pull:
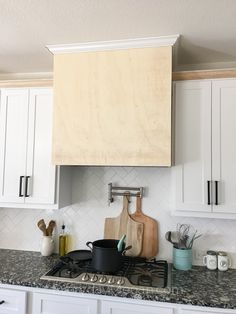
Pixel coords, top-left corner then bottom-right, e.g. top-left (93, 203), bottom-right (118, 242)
top-left (0, 300), bottom-right (5, 304)
top-left (19, 176), bottom-right (24, 197)
top-left (215, 181), bottom-right (219, 205)
top-left (25, 176), bottom-right (30, 197)
top-left (207, 180), bottom-right (211, 205)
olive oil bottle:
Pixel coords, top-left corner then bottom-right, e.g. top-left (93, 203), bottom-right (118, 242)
top-left (59, 224), bottom-right (68, 256)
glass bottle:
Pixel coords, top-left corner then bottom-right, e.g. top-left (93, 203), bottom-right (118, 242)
top-left (59, 224), bottom-right (68, 256)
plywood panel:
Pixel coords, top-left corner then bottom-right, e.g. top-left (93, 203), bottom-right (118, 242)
top-left (53, 46), bottom-right (172, 166)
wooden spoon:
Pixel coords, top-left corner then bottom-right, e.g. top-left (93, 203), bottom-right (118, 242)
top-left (37, 219), bottom-right (47, 236)
top-left (46, 220), bottom-right (56, 236)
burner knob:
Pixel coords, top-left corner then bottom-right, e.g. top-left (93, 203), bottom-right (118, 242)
top-left (117, 277), bottom-right (125, 286)
top-left (81, 273), bottom-right (90, 282)
top-left (107, 277), bottom-right (115, 285)
top-left (99, 275), bottom-right (107, 283)
top-left (90, 274), bottom-right (98, 283)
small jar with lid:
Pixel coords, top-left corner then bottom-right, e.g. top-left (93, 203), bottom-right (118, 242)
top-left (218, 251), bottom-right (231, 271)
top-left (203, 250), bottom-right (217, 270)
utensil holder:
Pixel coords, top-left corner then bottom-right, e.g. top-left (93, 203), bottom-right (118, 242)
top-left (173, 247), bottom-right (192, 270)
top-left (40, 236), bottom-right (54, 256)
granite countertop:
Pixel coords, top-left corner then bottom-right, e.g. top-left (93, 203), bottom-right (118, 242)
top-left (0, 249), bottom-right (236, 309)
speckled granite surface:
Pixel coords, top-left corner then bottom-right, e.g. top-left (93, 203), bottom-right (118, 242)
top-left (0, 249), bottom-right (236, 309)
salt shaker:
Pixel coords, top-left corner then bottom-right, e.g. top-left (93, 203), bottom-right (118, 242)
top-left (203, 250), bottom-right (217, 270)
top-left (218, 251), bottom-right (231, 271)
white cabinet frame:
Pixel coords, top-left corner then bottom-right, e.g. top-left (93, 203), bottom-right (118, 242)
top-left (173, 79), bottom-right (236, 218)
top-left (0, 88), bottom-right (71, 209)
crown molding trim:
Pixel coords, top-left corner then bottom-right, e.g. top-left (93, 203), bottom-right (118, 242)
top-left (0, 72), bottom-right (53, 87)
top-left (0, 79), bottom-right (53, 88)
top-left (173, 69), bottom-right (236, 81)
top-left (46, 35), bottom-right (179, 54)
top-left (0, 72), bottom-right (53, 80)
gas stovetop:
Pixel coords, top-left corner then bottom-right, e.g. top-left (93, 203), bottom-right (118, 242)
top-left (41, 256), bottom-right (169, 292)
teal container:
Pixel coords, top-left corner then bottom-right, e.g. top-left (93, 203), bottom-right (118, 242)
top-left (173, 247), bottom-right (192, 270)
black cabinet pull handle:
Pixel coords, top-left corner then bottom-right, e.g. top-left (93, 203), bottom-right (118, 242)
top-left (25, 176), bottom-right (30, 197)
top-left (19, 176), bottom-right (24, 197)
top-left (0, 300), bottom-right (5, 305)
top-left (215, 181), bottom-right (219, 205)
top-left (207, 180), bottom-right (211, 205)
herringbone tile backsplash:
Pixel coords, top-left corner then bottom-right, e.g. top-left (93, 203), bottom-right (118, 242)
top-left (0, 166), bottom-right (236, 266)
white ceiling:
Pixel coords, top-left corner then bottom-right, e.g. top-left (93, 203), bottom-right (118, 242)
top-left (1, 0), bottom-right (236, 74)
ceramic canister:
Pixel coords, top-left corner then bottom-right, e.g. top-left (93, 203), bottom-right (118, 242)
top-left (218, 251), bottom-right (231, 271)
top-left (203, 250), bottom-right (217, 270)
top-left (40, 236), bottom-right (54, 256)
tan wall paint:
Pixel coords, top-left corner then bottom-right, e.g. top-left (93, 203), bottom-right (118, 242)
top-left (52, 46), bottom-right (172, 166)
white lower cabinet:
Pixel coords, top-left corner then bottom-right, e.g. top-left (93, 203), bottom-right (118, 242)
top-left (0, 286), bottom-right (235, 314)
top-left (29, 292), bottom-right (236, 314)
top-left (100, 300), bottom-right (236, 314)
top-left (179, 307), bottom-right (236, 314)
top-left (32, 292), bottom-right (97, 314)
top-left (0, 288), bottom-right (26, 314)
top-left (101, 299), bottom-right (174, 314)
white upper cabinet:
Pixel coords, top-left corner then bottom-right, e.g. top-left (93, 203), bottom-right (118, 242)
top-left (173, 79), bottom-right (236, 218)
top-left (26, 89), bottom-right (56, 205)
top-left (0, 89), bottom-right (29, 203)
top-left (212, 80), bottom-right (236, 213)
top-left (174, 80), bottom-right (212, 213)
top-left (0, 87), bottom-right (67, 209)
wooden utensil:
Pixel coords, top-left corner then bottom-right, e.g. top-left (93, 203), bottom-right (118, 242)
top-left (130, 195), bottom-right (158, 258)
top-left (37, 219), bottom-right (47, 236)
top-left (104, 194), bottom-right (144, 256)
top-left (46, 220), bottom-right (56, 236)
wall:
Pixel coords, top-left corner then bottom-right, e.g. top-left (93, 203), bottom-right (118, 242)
top-left (0, 166), bottom-right (236, 267)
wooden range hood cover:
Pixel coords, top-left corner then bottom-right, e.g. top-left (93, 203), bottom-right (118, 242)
top-left (47, 35), bottom-right (179, 167)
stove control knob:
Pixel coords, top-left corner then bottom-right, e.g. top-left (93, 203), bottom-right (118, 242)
top-left (107, 277), bottom-right (115, 285)
top-left (99, 275), bottom-right (107, 283)
top-left (117, 277), bottom-right (125, 286)
top-left (81, 273), bottom-right (90, 282)
top-left (90, 274), bottom-right (98, 282)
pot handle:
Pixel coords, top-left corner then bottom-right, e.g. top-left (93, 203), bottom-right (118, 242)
top-left (86, 241), bottom-right (93, 251)
top-left (122, 245), bottom-right (132, 256)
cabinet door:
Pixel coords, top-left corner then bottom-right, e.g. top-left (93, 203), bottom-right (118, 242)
top-left (32, 293), bottom-right (97, 314)
top-left (180, 307), bottom-right (235, 314)
top-left (0, 288), bottom-right (26, 314)
top-left (0, 89), bottom-right (28, 203)
top-left (101, 300), bottom-right (174, 314)
top-left (174, 81), bottom-right (212, 212)
top-left (26, 88), bottom-right (56, 204)
top-left (212, 80), bottom-right (236, 213)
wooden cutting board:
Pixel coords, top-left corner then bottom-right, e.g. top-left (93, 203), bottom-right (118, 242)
top-left (104, 195), bottom-right (144, 256)
top-left (130, 195), bottom-right (158, 258)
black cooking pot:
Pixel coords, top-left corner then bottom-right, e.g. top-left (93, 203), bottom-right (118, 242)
top-left (86, 239), bottom-right (125, 273)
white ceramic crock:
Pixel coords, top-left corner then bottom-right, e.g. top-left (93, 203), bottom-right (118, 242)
top-left (40, 236), bottom-right (54, 256)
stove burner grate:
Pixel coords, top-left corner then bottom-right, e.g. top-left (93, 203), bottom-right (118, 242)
top-left (43, 256), bottom-right (168, 288)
